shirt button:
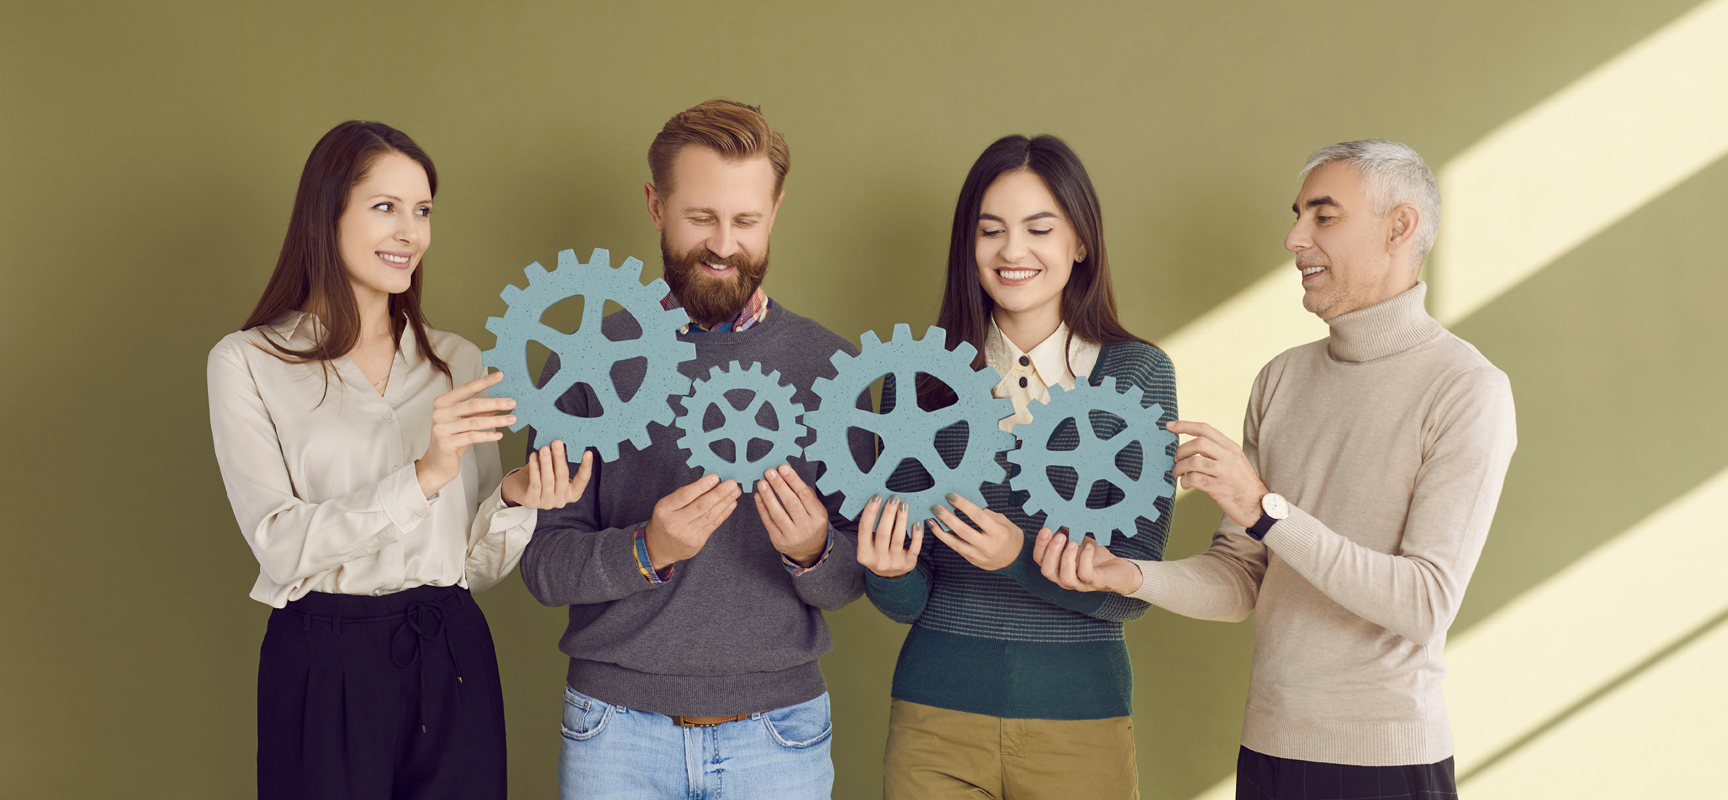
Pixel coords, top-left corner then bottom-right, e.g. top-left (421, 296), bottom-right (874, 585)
top-left (383, 410), bottom-right (393, 420)
top-left (1019, 356), bottom-right (1030, 367)
top-left (1018, 376), bottom-right (1029, 388)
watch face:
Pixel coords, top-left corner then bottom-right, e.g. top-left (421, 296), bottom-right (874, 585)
top-left (1262, 493), bottom-right (1289, 520)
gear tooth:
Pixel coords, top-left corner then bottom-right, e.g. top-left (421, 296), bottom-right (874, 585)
top-left (859, 330), bottom-right (882, 348)
top-left (892, 323), bottom-right (912, 342)
top-left (524, 261), bottom-right (548, 280)
top-left (556, 249), bottom-right (578, 270)
top-left (951, 340), bottom-right (977, 363)
top-left (485, 317), bottom-right (506, 334)
top-left (730, 360), bottom-right (744, 374)
top-left (588, 248), bottom-right (610, 269)
top-left (499, 284), bottom-right (525, 304)
top-left (621, 256), bottom-right (644, 280)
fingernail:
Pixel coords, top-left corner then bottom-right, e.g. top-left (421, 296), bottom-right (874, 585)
top-left (870, 493), bottom-right (881, 505)
top-left (945, 493), bottom-right (960, 503)
top-left (930, 505), bottom-right (943, 517)
top-left (888, 495), bottom-right (900, 506)
top-left (779, 464), bottom-right (793, 475)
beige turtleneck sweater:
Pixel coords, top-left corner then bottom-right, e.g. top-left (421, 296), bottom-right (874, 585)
top-left (1129, 281), bottom-right (1516, 766)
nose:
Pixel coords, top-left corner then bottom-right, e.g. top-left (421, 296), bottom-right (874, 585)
top-left (1284, 219), bottom-right (1311, 254)
top-left (395, 211), bottom-right (419, 245)
top-left (1000, 230), bottom-right (1029, 262)
top-left (706, 225), bottom-right (739, 259)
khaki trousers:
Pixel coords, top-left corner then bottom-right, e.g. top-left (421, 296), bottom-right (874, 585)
top-left (883, 699), bottom-right (1139, 799)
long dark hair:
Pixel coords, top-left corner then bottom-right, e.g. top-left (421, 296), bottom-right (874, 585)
top-left (920, 134), bottom-right (1151, 407)
top-left (242, 120), bottom-right (451, 395)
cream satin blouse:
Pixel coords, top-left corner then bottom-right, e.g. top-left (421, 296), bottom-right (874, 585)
top-left (983, 319), bottom-right (1101, 432)
top-left (207, 311), bottom-right (534, 608)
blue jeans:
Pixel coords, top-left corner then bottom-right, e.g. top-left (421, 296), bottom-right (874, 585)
top-left (557, 685), bottom-right (834, 799)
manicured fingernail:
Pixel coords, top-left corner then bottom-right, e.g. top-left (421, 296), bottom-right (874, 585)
top-left (888, 495), bottom-right (900, 506)
top-left (779, 464), bottom-right (793, 475)
top-left (870, 493), bottom-right (882, 505)
top-left (930, 505), bottom-right (944, 517)
top-left (946, 493), bottom-right (962, 503)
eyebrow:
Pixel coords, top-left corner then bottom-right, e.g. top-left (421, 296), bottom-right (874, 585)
top-left (978, 211), bottom-right (1060, 223)
top-left (1292, 196), bottom-right (1341, 214)
top-left (369, 194), bottom-right (433, 205)
top-left (683, 207), bottom-right (763, 219)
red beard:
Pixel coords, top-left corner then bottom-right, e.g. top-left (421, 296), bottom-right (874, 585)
top-left (659, 236), bottom-right (770, 328)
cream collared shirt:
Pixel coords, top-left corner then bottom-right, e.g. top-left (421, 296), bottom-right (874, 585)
top-left (984, 319), bottom-right (1100, 432)
top-left (207, 311), bottom-right (535, 608)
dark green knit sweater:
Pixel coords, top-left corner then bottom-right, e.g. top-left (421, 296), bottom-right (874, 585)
top-left (866, 340), bottom-right (1176, 720)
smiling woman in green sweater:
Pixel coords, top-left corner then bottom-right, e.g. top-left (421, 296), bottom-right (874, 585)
top-left (857, 134), bottom-right (1177, 800)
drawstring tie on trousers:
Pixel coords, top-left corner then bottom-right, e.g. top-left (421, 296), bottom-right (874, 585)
top-left (294, 595), bottom-right (465, 735)
top-left (390, 601), bottom-right (465, 734)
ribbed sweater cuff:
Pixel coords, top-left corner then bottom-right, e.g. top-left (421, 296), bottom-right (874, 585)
top-left (1260, 506), bottom-right (1323, 568)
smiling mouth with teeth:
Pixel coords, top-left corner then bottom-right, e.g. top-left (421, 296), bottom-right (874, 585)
top-left (996, 269), bottom-right (1039, 281)
top-left (378, 252), bottom-right (412, 268)
top-left (1300, 265), bottom-right (1326, 279)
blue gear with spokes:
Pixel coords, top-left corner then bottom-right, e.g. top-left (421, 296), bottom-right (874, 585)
top-left (804, 324), bottom-right (1015, 518)
top-left (674, 361), bottom-right (809, 489)
top-left (1003, 376), bottom-right (1175, 546)
top-left (481, 248), bottom-right (696, 461)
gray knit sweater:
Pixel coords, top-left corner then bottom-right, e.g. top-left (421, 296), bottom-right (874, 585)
top-left (520, 304), bottom-right (870, 717)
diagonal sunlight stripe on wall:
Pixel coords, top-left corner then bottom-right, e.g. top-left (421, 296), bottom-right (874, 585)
top-left (1459, 608), bottom-right (1728, 797)
top-left (1170, 4), bottom-right (1728, 797)
top-left (1432, 0), bottom-right (1728, 322)
top-left (1164, 0), bottom-right (1728, 462)
top-left (1445, 466), bottom-right (1728, 776)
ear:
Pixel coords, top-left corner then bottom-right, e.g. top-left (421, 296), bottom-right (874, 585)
top-left (762, 189), bottom-right (786, 236)
top-left (1386, 203), bottom-right (1420, 256)
top-left (646, 182), bottom-right (666, 232)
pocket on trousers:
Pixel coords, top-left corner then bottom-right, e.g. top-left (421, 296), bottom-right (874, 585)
top-left (559, 686), bottom-right (615, 741)
top-left (761, 693), bottom-right (832, 749)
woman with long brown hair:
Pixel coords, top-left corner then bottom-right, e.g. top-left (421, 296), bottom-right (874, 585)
top-left (856, 134), bottom-right (1177, 798)
top-left (207, 120), bottom-right (590, 799)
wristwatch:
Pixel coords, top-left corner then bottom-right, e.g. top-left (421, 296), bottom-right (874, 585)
top-left (1245, 492), bottom-right (1289, 541)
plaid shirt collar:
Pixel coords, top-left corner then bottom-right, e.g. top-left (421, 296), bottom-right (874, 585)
top-left (660, 287), bottom-right (771, 334)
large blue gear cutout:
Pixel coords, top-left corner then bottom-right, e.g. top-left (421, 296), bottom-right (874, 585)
top-left (1003, 377), bottom-right (1176, 546)
top-left (481, 248), bottom-right (696, 461)
top-left (804, 324), bottom-right (1016, 519)
top-left (674, 361), bottom-right (808, 489)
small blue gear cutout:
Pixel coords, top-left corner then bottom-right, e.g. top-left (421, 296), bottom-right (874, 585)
top-left (804, 324), bottom-right (1016, 519)
top-left (674, 361), bottom-right (809, 489)
top-left (1003, 377), bottom-right (1176, 546)
top-left (481, 248), bottom-right (697, 462)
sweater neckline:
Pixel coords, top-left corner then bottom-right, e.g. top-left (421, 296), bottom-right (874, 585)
top-left (1325, 281), bottom-right (1445, 363)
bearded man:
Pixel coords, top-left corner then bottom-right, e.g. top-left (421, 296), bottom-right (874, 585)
top-left (520, 100), bottom-right (870, 799)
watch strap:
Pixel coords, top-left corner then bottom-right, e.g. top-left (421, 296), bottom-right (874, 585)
top-left (1246, 511), bottom-right (1277, 541)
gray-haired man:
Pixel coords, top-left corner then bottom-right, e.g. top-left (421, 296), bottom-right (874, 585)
top-left (1032, 140), bottom-right (1517, 799)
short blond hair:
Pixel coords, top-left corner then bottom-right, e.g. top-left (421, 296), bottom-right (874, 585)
top-left (648, 99), bottom-right (790, 197)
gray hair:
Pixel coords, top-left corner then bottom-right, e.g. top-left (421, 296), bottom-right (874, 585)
top-left (1299, 139), bottom-right (1440, 269)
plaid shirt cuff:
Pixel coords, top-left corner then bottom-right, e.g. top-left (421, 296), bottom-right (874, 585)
top-left (782, 528), bottom-right (836, 576)
top-left (634, 526), bottom-right (674, 585)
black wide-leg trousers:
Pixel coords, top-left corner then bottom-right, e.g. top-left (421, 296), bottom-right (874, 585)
top-left (258, 585), bottom-right (506, 800)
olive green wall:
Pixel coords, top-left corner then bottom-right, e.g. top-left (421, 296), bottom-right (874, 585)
top-left (3, 2), bottom-right (1722, 798)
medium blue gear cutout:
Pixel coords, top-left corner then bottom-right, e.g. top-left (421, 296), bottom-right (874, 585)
top-left (1003, 377), bottom-right (1176, 546)
top-left (674, 361), bottom-right (809, 489)
top-left (804, 324), bottom-right (1016, 518)
top-left (481, 248), bottom-right (696, 461)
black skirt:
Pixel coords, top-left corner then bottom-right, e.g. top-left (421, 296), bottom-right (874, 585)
top-left (258, 584), bottom-right (506, 800)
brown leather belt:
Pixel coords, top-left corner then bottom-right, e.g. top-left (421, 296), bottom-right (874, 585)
top-left (671, 713), bottom-right (754, 728)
